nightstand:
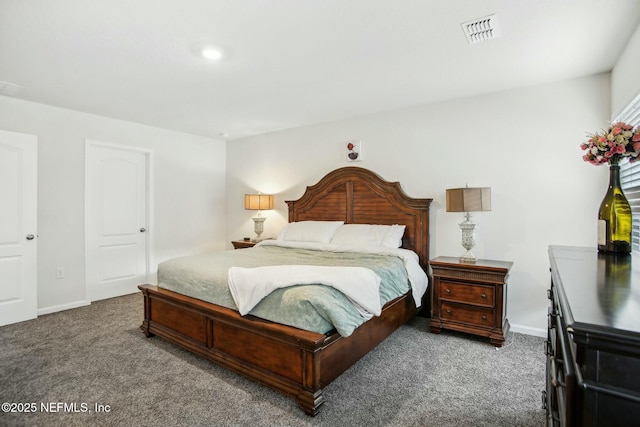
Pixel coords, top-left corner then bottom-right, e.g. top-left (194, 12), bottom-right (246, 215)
top-left (231, 240), bottom-right (257, 249)
top-left (428, 256), bottom-right (513, 347)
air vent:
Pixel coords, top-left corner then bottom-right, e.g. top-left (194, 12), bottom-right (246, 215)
top-left (462, 14), bottom-right (500, 44)
top-left (0, 80), bottom-right (25, 96)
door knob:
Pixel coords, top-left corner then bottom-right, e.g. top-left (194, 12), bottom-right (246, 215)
top-left (140, 228), bottom-right (146, 233)
top-left (26, 234), bottom-right (35, 240)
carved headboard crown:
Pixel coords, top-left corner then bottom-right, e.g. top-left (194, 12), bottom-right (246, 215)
top-left (286, 167), bottom-right (432, 268)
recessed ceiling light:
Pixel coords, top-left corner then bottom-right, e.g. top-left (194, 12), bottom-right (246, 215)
top-left (201, 47), bottom-right (224, 61)
top-left (192, 42), bottom-right (231, 62)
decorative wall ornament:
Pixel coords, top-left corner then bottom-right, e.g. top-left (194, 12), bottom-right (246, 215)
top-left (346, 141), bottom-right (362, 162)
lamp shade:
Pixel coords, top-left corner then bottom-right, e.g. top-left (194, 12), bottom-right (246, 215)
top-left (446, 187), bottom-right (491, 213)
top-left (244, 194), bottom-right (274, 210)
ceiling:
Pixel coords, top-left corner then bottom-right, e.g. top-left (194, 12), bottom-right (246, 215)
top-left (1, 0), bottom-right (639, 140)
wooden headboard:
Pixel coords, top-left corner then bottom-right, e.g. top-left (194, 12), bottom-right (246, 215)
top-left (286, 167), bottom-right (432, 269)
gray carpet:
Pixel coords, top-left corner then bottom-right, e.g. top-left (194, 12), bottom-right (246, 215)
top-left (0, 293), bottom-right (545, 426)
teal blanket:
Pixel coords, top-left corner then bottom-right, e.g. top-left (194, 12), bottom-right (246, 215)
top-left (157, 245), bottom-right (410, 336)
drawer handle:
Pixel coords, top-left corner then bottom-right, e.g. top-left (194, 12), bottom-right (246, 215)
top-left (445, 289), bottom-right (451, 294)
top-left (446, 309), bottom-right (451, 314)
top-left (549, 356), bottom-right (565, 388)
top-left (547, 311), bottom-right (556, 329)
top-left (481, 315), bottom-right (487, 320)
top-left (481, 293), bottom-right (487, 298)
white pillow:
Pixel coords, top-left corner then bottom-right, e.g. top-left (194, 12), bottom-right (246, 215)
top-left (330, 224), bottom-right (406, 248)
top-left (278, 221), bottom-right (344, 243)
top-left (381, 224), bottom-right (406, 248)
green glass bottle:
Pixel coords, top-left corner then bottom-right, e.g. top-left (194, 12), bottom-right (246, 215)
top-left (598, 164), bottom-right (632, 254)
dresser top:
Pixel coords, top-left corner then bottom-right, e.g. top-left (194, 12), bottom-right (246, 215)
top-left (549, 245), bottom-right (640, 336)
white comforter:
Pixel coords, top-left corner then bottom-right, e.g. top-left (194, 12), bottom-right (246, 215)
top-left (228, 264), bottom-right (382, 318)
top-left (229, 239), bottom-right (429, 312)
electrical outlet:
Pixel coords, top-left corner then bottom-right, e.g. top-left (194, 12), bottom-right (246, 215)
top-left (56, 267), bottom-right (64, 279)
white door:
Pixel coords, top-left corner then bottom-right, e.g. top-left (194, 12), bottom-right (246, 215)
top-left (0, 130), bottom-right (37, 326)
top-left (86, 142), bottom-right (149, 301)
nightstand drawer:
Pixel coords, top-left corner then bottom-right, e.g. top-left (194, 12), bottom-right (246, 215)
top-left (428, 256), bottom-right (512, 347)
top-left (440, 302), bottom-right (494, 328)
top-left (440, 280), bottom-right (494, 307)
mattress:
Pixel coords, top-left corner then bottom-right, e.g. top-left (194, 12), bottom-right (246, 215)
top-left (156, 242), bottom-right (420, 336)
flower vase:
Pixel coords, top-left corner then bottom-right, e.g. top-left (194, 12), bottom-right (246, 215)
top-left (598, 164), bottom-right (632, 254)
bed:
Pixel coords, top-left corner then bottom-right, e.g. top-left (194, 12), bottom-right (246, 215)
top-left (138, 166), bottom-right (432, 415)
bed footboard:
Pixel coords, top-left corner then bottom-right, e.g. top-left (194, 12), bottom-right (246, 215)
top-left (138, 283), bottom-right (416, 415)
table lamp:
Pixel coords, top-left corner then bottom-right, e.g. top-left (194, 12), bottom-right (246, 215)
top-left (446, 187), bottom-right (491, 263)
top-left (244, 193), bottom-right (274, 240)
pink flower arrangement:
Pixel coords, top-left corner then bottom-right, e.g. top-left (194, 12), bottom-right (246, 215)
top-left (581, 122), bottom-right (640, 165)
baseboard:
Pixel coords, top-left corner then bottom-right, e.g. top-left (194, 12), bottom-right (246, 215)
top-left (510, 323), bottom-right (546, 338)
top-left (38, 300), bottom-right (90, 316)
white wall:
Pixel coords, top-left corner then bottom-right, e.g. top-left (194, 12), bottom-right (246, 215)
top-left (0, 96), bottom-right (226, 314)
top-left (227, 73), bottom-right (612, 335)
top-left (612, 23), bottom-right (640, 118)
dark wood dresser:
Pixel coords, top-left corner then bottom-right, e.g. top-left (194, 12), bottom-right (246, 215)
top-left (546, 246), bottom-right (640, 426)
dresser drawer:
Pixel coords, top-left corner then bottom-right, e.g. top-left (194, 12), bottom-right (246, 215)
top-left (439, 280), bottom-right (495, 307)
top-left (440, 302), bottom-right (494, 327)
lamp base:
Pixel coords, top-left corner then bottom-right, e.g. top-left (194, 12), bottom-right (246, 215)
top-left (459, 251), bottom-right (477, 264)
top-left (459, 212), bottom-right (477, 264)
top-left (252, 216), bottom-right (266, 240)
